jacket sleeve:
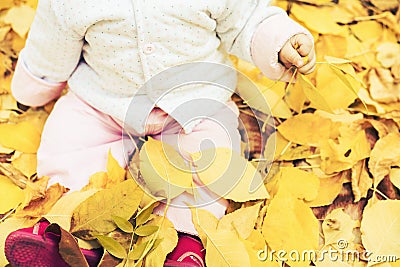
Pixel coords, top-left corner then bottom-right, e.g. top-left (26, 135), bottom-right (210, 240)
top-left (11, 0), bottom-right (84, 106)
top-left (213, 0), bottom-right (312, 81)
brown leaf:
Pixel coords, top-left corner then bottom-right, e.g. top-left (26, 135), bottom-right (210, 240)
top-left (15, 183), bottom-right (68, 218)
top-left (45, 223), bottom-right (90, 267)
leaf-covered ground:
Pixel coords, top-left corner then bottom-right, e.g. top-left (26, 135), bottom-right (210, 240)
top-left (0, 0), bottom-right (400, 266)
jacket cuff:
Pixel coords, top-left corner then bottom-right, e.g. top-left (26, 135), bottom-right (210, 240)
top-left (11, 51), bottom-right (66, 107)
top-left (250, 14), bottom-right (313, 82)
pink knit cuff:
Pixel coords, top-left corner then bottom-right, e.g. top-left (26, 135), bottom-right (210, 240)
top-left (11, 55), bottom-right (66, 107)
top-left (250, 14), bottom-right (313, 82)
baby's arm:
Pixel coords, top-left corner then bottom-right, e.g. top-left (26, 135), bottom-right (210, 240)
top-left (12, 0), bottom-right (84, 107)
top-left (214, 0), bottom-right (315, 81)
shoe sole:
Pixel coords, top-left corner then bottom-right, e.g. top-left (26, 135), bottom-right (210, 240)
top-left (5, 231), bottom-right (70, 267)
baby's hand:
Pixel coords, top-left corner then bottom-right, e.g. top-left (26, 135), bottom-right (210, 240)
top-left (278, 33), bottom-right (316, 75)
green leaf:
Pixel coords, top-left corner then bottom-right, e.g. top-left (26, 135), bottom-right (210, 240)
top-left (71, 179), bottom-right (143, 240)
top-left (136, 203), bottom-right (155, 226)
top-left (112, 215), bottom-right (134, 233)
top-left (96, 235), bottom-right (127, 259)
top-left (135, 225), bottom-right (159, 237)
top-left (128, 240), bottom-right (153, 261)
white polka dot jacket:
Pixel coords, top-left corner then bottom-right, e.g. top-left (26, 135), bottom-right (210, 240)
top-left (11, 0), bottom-right (311, 134)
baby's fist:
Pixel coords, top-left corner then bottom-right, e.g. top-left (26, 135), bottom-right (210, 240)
top-left (278, 34), bottom-right (316, 75)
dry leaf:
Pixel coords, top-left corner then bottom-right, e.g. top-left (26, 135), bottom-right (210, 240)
top-left (15, 183), bottom-right (67, 218)
top-left (11, 153), bottom-right (37, 178)
top-left (369, 133), bottom-right (400, 186)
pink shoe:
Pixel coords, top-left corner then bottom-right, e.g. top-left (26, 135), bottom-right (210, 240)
top-left (4, 220), bottom-right (102, 267)
top-left (164, 233), bottom-right (206, 267)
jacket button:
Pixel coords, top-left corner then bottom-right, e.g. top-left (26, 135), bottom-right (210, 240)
top-left (143, 43), bottom-right (155, 54)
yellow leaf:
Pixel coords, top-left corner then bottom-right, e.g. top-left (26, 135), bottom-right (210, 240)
top-left (376, 42), bottom-right (400, 68)
top-left (369, 68), bottom-right (400, 104)
top-left (205, 230), bottom-right (250, 267)
top-left (15, 183), bottom-right (67, 218)
top-left (263, 131), bottom-right (289, 162)
top-left (322, 208), bottom-right (358, 247)
top-left (368, 133), bottom-right (400, 186)
top-left (0, 120), bottom-right (42, 153)
top-left (361, 200), bottom-right (400, 266)
top-left (320, 127), bottom-right (371, 174)
top-left (0, 26), bottom-right (11, 42)
top-left (45, 189), bottom-right (98, 231)
top-left (274, 167), bottom-right (320, 201)
top-left (11, 153), bottom-right (37, 178)
top-left (308, 172), bottom-right (347, 207)
top-left (139, 137), bottom-right (192, 199)
top-left (316, 64), bottom-right (361, 110)
top-left (0, 0), bottom-right (14, 10)
top-left (277, 113), bottom-right (340, 147)
top-left (71, 179), bottom-right (143, 240)
top-left (351, 160), bottom-right (373, 202)
top-left (3, 5), bottom-right (35, 38)
top-left (291, 4), bottom-right (345, 35)
top-left (0, 174), bottom-right (25, 213)
top-left (350, 21), bottom-right (383, 43)
top-left (218, 203), bottom-right (262, 240)
top-left (285, 78), bottom-right (307, 113)
top-left (370, 0), bottom-right (399, 11)
top-left (262, 190), bottom-right (319, 267)
top-left (235, 61), bottom-right (292, 118)
top-left (106, 150), bottom-right (126, 185)
top-left (192, 147), bottom-right (269, 202)
top-left (141, 215), bottom-right (178, 267)
top-left (390, 168), bottom-right (400, 190)
top-left (191, 208), bottom-right (219, 247)
top-left (298, 74), bottom-right (335, 113)
top-left (316, 35), bottom-right (348, 61)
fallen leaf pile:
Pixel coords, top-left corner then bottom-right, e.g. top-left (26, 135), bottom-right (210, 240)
top-left (0, 0), bottom-right (399, 266)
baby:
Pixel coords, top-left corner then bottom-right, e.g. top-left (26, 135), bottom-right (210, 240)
top-left (5, 0), bottom-right (315, 266)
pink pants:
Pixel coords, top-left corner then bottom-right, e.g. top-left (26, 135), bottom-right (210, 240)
top-left (37, 91), bottom-right (241, 234)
